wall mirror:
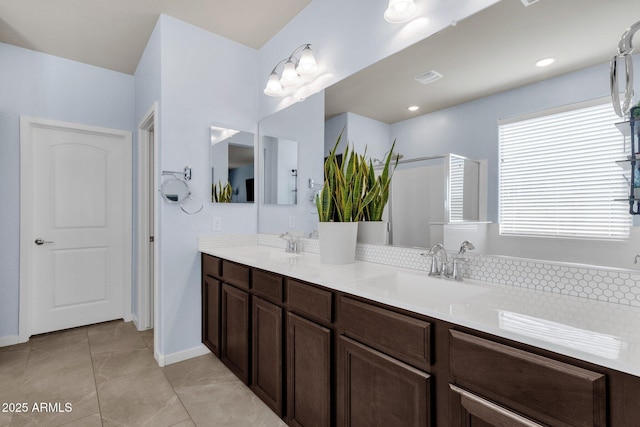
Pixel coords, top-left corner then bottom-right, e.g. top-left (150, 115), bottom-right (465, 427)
top-left (312, 0), bottom-right (640, 267)
top-left (161, 178), bottom-right (190, 203)
top-left (210, 126), bottom-right (255, 203)
top-left (262, 136), bottom-right (298, 205)
top-left (257, 92), bottom-right (325, 235)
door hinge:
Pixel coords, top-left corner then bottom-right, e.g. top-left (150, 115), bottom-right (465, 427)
top-left (149, 236), bottom-right (154, 243)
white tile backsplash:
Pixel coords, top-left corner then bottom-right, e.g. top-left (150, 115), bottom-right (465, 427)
top-left (200, 233), bottom-right (640, 308)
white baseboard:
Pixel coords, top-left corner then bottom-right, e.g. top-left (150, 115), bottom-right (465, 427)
top-left (131, 314), bottom-right (141, 331)
top-left (0, 335), bottom-right (21, 347)
top-left (156, 344), bottom-right (210, 367)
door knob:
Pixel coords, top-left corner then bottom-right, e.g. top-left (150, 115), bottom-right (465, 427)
top-left (34, 238), bottom-right (53, 245)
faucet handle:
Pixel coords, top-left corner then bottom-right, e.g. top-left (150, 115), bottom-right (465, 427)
top-left (458, 240), bottom-right (475, 255)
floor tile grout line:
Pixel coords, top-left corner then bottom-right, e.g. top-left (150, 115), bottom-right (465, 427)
top-left (161, 353), bottom-right (197, 427)
top-left (86, 326), bottom-right (105, 427)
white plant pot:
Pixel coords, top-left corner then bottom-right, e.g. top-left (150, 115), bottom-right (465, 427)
top-left (357, 221), bottom-right (389, 245)
top-left (318, 222), bottom-right (358, 264)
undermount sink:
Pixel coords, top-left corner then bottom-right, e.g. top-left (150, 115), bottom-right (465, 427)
top-left (354, 271), bottom-right (490, 306)
top-left (238, 247), bottom-right (303, 263)
top-left (267, 249), bottom-right (303, 260)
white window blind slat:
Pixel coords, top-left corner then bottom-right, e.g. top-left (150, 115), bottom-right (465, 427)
top-left (499, 102), bottom-right (631, 240)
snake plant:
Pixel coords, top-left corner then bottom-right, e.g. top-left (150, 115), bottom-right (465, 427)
top-left (361, 140), bottom-right (398, 221)
top-left (212, 180), bottom-right (233, 203)
top-left (316, 132), bottom-right (397, 222)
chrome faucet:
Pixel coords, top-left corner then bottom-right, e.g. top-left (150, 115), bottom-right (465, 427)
top-left (458, 240), bottom-right (475, 256)
top-left (279, 232), bottom-right (299, 253)
top-left (426, 243), bottom-right (448, 277)
top-left (450, 240), bottom-right (475, 281)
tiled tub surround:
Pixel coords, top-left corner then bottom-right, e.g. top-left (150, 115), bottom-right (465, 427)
top-left (199, 234), bottom-right (640, 376)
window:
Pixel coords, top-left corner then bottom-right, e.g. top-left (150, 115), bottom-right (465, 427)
top-left (499, 101), bottom-right (631, 239)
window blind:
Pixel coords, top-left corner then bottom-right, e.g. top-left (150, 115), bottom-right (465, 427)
top-left (499, 102), bottom-right (631, 239)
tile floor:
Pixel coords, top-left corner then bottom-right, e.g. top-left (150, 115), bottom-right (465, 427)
top-left (0, 320), bottom-right (287, 427)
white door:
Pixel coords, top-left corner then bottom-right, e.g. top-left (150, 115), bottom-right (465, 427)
top-left (20, 117), bottom-right (132, 336)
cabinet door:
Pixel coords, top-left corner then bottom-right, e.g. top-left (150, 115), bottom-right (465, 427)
top-left (287, 312), bottom-right (332, 427)
top-left (252, 297), bottom-right (283, 416)
top-left (221, 283), bottom-right (250, 384)
top-left (337, 336), bottom-right (431, 427)
top-left (449, 384), bottom-right (544, 427)
top-left (202, 276), bottom-right (221, 356)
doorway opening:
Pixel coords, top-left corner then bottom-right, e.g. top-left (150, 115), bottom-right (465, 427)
top-left (137, 103), bottom-right (158, 357)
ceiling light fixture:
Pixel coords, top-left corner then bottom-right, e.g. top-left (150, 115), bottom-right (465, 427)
top-left (535, 57), bottom-right (555, 67)
top-left (408, 105), bottom-right (420, 111)
top-left (263, 44), bottom-right (319, 97)
top-left (384, 0), bottom-right (418, 23)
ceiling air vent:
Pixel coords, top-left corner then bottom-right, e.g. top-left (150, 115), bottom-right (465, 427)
top-left (520, 0), bottom-right (540, 6)
top-left (414, 70), bottom-right (443, 85)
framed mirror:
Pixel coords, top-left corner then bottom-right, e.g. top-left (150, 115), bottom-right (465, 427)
top-left (262, 136), bottom-right (298, 205)
top-left (210, 126), bottom-right (255, 203)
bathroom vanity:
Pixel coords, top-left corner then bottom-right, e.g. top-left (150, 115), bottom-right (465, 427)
top-left (200, 246), bottom-right (640, 426)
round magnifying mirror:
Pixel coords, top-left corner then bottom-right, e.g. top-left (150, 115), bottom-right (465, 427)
top-left (161, 178), bottom-right (191, 203)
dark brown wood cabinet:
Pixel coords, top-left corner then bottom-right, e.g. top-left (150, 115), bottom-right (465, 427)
top-left (252, 296), bottom-right (284, 416)
top-left (287, 312), bottom-right (332, 427)
top-left (449, 384), bottom-right (544, 427)
top-left (202, 276), bottom-right (221, 356)
top-left (201, 254), bottom-right (222, 356)
top-left (337, 335), bottom-right (431, 427)
top-left (201, 253), bottom-right (640, 427)
top-left (221, 283), bottom-right (250, 384)
top-left (449, 330), bottom-right (606, 427)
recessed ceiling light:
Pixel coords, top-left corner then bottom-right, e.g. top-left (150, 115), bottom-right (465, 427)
top-left (408, 105), bottom-right (420, 112)
top-left (535, 57), bottom-right (555, 67)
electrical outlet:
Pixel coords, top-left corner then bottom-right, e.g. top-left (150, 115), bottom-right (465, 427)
top-left (212, 216), bottom-right (221, 231)
top-left (289, 216), bottom-right (296, 228)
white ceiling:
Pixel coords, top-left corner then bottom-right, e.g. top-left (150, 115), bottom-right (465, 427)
top-left (2, 0), bottom-right (639, 123)
top-left (0, 0), bottom-right (312, 74)
top-left (325, 0), bottom-right (640, 124)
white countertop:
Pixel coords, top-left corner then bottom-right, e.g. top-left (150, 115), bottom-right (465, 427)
top-left (201, 245), bottom-right (640, 377)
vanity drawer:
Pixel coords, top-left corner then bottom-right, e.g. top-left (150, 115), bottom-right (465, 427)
top-left (222, 260), bottom-right (250, 290)
top-left (450, 330), bottom-right (606, 427)
top-left (339, 296), bottom-right (431, 370)
top-left (252, 269), bottom-right (284, 303)
top-left (286, 279), bottom-right (333, 325)
top-left (202, 254), bottom-right (222, 279)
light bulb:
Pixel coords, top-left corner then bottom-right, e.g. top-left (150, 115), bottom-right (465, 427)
top-left (280, 60), bottom-right (301, 87)
top-left (296, 45), bottom-right (318, 77)
top-left (263, 72), bottom-right (284, 97)
top-left (384, 0), bottom-right (417, 23)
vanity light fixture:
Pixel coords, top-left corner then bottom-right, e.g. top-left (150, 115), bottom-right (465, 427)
top-left (535, 57), bottom-right (555, 67)
top-left (263, 44), bottom-right (318, 97)
top-left (384, 0), bottom-right (418, 23)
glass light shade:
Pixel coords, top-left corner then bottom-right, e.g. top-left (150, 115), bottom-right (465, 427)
top-left (384, 0), bottom-right (417, 23)
top-left (263, 72), bottom-right (284, 97)
top-left (280, 60), bottom-right (301, 87)
top-left (296, 46), bottom-right (318, 76)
